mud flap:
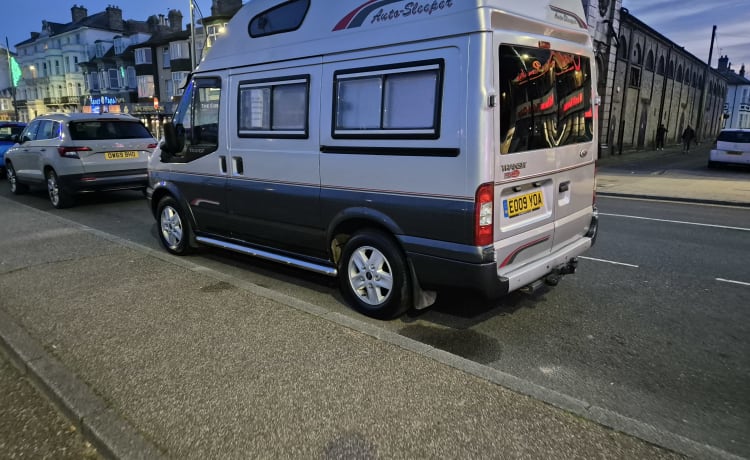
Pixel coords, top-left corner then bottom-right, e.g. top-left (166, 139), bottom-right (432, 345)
top-left (408, 260), bottom-right (437, 310)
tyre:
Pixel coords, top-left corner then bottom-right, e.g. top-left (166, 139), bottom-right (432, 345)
top-left (339, 229), bottom-right (412, 319)
top-left (157, 195), bottom-right (194, 255)
top-left (46, 169), bottom-right (74, 209)
top-left (6, 162), bottom-right (28, 194)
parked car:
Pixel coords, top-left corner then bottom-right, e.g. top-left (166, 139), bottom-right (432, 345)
top-left (4, 113), bottom-right (156, 208)
top-left (0, 121), bottom-right (26, 177)
top-left (708, 129), bottom-right (750, 168)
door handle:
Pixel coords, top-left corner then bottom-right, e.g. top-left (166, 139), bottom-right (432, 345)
top-left (219, 155), bottom-right (227, 173)
top-left (233, 157), bottom-right (244, 175)
top-left (559, 181), bottom-right (570, 193)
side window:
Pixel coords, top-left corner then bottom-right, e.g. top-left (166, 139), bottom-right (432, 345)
top-left (333, 60), bottom-right (443, 139)
top-left (171, 77), bottom-right (221, 161)
top-left (21, 120), bottom-right (42, 141)
top-left (38, 120), bottom-right (60, 140)
top-left (238, 76), bottom-right (309, 138)
top-left (498, 45), bottom-right (593, 154)
top-left (248, 0), bottom-right (309, 38)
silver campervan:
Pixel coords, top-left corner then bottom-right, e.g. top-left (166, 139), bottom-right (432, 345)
top-left (147, 0), bottom-right (599, 319)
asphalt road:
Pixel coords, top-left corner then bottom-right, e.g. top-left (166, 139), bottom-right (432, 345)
top-left (0, 167), bottom-right (748, 457)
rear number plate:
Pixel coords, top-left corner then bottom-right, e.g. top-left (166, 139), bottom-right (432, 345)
top-left (105, 151), bottom-right (138, 160)
top-left (504, 190), bottom-right (544, 218)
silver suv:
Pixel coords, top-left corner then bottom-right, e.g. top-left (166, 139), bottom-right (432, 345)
top-left (5, 113), bottom-right (156, 208)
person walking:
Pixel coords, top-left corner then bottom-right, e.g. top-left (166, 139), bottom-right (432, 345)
top-left (681, 125), bottom-right (695, 153)
top-left (655, 123), bottom-right (667, 150)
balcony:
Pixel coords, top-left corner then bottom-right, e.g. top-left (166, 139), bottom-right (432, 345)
top-left (44, 97), bottom-right (63, 106)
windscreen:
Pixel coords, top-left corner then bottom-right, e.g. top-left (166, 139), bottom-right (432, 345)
top-left (499, 45), bottom-right (593, 154)
top-left (69, 121), bottom-right (153, 140)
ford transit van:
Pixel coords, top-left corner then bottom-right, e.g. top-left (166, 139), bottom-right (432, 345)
top-left (148, 0), bottom-right (599, 319)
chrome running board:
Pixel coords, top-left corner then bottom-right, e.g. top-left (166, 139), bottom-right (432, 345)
top-left (196, 236), bottom-right (338, 277)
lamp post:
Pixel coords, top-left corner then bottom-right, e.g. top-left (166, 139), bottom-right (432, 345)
top-left (189, 0), bottom-right (196, 70)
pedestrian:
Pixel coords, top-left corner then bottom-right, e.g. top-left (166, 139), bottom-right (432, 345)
top-left (655, 123), bottom-right (667, 150)
top-left (681, 125), bottom-right (695, 153)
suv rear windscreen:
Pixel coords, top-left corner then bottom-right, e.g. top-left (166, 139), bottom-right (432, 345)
top-left (717, 131), bottom-right (750, 143)
top-left (69, 121), bottom-right (153, 140)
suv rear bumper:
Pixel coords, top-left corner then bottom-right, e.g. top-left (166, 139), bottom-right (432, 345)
top-left (57, 169), bottom-right (148, 193)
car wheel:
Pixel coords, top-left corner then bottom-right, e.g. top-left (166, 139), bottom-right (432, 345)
top-left (46, 169), bottom-right (74, 209)
top-left (6, 162), bottom-right (28, 194)
top-left (339, 229), bottom-right (412, 319)
top-left (707, 160), bottom-right (720, 169)
top-left (157, 195), bottom-right (194, 255)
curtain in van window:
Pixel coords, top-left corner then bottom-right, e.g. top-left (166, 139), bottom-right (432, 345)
top-left (499, 45), bottom-right (593, 154)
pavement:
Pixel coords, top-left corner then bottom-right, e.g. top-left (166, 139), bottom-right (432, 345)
top-left (595, 143), bottom-right (750, 206)
top-left (0, 143), bottom-right (747, 460)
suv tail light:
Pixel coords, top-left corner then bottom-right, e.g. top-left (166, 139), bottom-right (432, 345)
top-left (474, 182), bottom-right (494, 246)
top-left (57, 146), bottom-right (91, 158)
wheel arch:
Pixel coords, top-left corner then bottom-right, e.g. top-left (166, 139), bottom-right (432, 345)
top-left (326, 207), bottom-right (406, 266)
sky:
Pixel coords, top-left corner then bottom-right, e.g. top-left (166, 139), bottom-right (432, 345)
top-left (622, 0), bottom-right (750, 73)
top-left (1, 0), bottom-right (748, 74)
top-left (1, 0), bottom-right (214, 48)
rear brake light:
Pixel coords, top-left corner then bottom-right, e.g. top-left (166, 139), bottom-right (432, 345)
top-left (147, 143), bottom-right (157, 149)
top-left (474, 182), bottom-right (494, 246)
top-left (57, 146), bottom-right (91, 158)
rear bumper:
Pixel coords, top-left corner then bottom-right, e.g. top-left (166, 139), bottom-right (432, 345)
top-left (57, 169), bottom-right (148, 193)
top-left (710, 149), bottom-right (750, 165)
top-left (408, 211), bottom-right (598, 299)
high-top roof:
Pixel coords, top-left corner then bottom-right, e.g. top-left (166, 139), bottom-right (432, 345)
top-left (197, 0), bottom-right (591, 72)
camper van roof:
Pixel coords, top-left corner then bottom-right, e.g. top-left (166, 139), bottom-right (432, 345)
top-left (197, 0), bottom-right (590, 72)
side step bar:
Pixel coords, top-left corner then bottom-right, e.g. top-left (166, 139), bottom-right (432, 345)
top-left (195, 236), bottom-right (338, 277)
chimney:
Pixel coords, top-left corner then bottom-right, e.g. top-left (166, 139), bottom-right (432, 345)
top-left (71, 4), bottom-right (88, 23)
top-left (741, 65), bottom-right (746, 78)
top-left (718, 55), bottom-right (729, 72)
top-left (168, 9), bottom-right (183, 32)
top-left (212, 0), bottom-right (243, 16)
top-left (106, 5), bottom-right (124, 31)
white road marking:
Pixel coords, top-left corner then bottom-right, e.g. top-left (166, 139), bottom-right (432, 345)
top-left (579, 256), bottom-right (639, 268)
top-left (599, 212), bottom-right (750, 232)
top-left (716, 278), bottom-right (750, 287)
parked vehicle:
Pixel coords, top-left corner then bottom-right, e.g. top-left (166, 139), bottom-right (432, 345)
top-left (148, 0), bottom-right (599, 318)
top-left (708, 129), bottom-right (750, 168)
top-left (0, 121), bottom-right (26, 177)
top-left (5, 113), bottom-right (156, 208)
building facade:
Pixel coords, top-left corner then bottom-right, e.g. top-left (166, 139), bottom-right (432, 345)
top-left (717, 57), bottom-right (750, 130)
top-left (584, 2), bottom-right (727, 155)
top-left (13, 5), bottom-right (157, 121)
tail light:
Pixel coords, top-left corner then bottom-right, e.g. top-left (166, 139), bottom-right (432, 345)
top-left (57, 146), bottom-right (91, 158)
top-left (474, 182), bottom-right (494, 246)
top-left (147, 143), bottom-right (158, 149)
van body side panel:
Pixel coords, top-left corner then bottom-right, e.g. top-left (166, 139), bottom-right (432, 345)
top-left (225, 64), bottom-right (324, 258)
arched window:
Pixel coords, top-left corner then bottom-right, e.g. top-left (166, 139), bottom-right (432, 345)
top-left (618, 36), bottom-right (628, 60)
top-left (667, 60), bottom-right (675, 79)
top-left (676, 64), bottom-right (683, 82)
top-left (645, 50), bottom-right (654, 71)
top-left (632, 43), bottom-right (642, 65)
top-left (692, 72), bottom-right (698, 87)
top-left (657, 56), bottom-right (665, 75)
top-left (684, 69), bottom-right (691, 84)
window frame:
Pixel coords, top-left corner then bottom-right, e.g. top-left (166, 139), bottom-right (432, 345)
top-left (331, 59), bottom-right (444, 140)
top-left (237, 75), bottom-right (310, 139)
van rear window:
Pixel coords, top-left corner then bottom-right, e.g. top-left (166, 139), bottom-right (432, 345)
top-left (498, 45), bottom-right (593, 154)
top-left (717, 130), bottom-right (750, 143)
